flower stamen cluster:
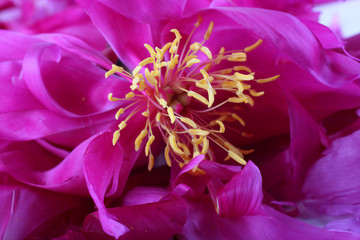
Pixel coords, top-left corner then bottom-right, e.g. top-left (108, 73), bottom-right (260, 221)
top-left (106, 17), bottom-right (279, 171)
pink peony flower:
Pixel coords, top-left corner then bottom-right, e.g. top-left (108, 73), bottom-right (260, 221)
top-left (1, 0), bottom-right (360, 239)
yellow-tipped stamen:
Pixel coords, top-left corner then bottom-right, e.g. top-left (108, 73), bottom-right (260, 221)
top-left (135, 129), bottom-right (148, 151)
top-left (231, 113), bottom-right (245, 126)
top-left (144, 44), bottom-right (156, 57)
top-left (145, 135), bottom-right (155, 156)
top-left (244, 39), bottom-right (263, 52)
top-left (164, 145), bottom-right (172, 167)
top-left (228, 150), bottom-right (247, 165)
top-left (132, 65), bottom-right (142, 76)
top-left (180, 117), bottom-right (197, 128)
top-left (169, 134), bottom-right (184, 155)
top-left (204, 21), bottom-right (214, 40)
top-left (106, 18), bottom-right (277, 172)
top-left (125, 92), bottom-right (135, 99)
top-left (148, 153), bottom-right (155, 171)
top-left (115, 108), bottom-right (125, 120)
top-left (216, 120), bottom-right (225, 133)
top-left (188, 129), bottom-right (209, 136)
top-left (167, 106), bottom-right (176, 124)
top-left (112, 130), bottom-right (120, 146)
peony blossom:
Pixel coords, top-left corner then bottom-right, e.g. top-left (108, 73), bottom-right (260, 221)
top-left (0, 0), bottom-right (107, 51)
top-left (1, 0), bottom-right (360, 239)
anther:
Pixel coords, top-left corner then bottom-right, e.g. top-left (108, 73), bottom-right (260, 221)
top-left (135, 129), bottom-right (148, 151)
top-left (204, 21), bottom-right (214, 40)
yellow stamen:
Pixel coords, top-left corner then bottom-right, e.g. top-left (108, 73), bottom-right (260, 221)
top-left (180, 117), bottom-right (197, 128)
top-left (135, 129), bottom-right (148, 151)
top-left (234, 72), bottom-right (254, 81)
top-left (204, 21), bottom-right (214, 40)
top-left (187, 90), bottom-right (209, 106)
top-left (249, 89), bottom-right (264, 97)
top-left (256, 74), bottom-right (280, 83)
top-left (167, 106), bottom-right (176, 124)
top-left (157, 97), bottom-right (168, 108)
top-left (112, 130), bottom-right (120, 146)
top-left (169, 134), bottom-right (184, 155)
top-left (125, 92), bottom-right (135, 99)
top-left (145, 68), bottom-right (158, 86)
top-left (164, 145), bottom-right (172, 167)
top-left (115, 108), bottom-right (124, 120)
top-left (231, 113), bottom-right (245, 126)
top-left (200, 137), bottom-right (209, 154)
top-left (132, 66), bottom-right (142, 76)
top-left (148, 153), bottom-right (155, 171)
top-left (186, 58), bottom-right (201, 67)
top-left (168, 55), bottom-right (179, 69)
top-left (200, 46), bottom-right (212, 59)
top-left (244, 39), bottom-right (263, 52)
top-left (156, 112), bottom-right (161, 122)
top-left (228, 150), bottom-right (246, 165)
top-left (108, 93), bottom-right (118, 101)
top-left (216, 120), bottom-right (225, 133)
top-left (118, 121), bottom-right (127, 130)
top-left (139, 57), bottom-right (155, 66)
top-left (188, 129), bottom-right (209, 136)
top-left (145, 135), bottom-right (155, 156)
top-left (144, 44), bottom-right (156, 57)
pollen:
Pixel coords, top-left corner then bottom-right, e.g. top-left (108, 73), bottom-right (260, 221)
top-left (105, 18), bottom-right (278, 172)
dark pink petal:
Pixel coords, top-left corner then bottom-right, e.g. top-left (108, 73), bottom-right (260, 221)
top-left (0, 137), bottom-right (93, 196)
top-left (286, 90), bottom-right (327, 196)
top-left (82, 198), bottom-right (188, 240)
top-left (121, 186), bottom-right (168, 206)
top-left (0, 176), bottom-right (83, 239)
top-left (216, 161), bottom-right (263, 216)
top-left (96, 0), bottom-right (186, 23)
top-left (83, 125), bottom-right (144, 238)
top-left (189, 7), bottom-right (360, 87)
top-left (76, 1), bottom-right (154, 69)
top-left (303, 129), bottom-right (360, 207)
top-left (181, 197), bottom-right (360, 239)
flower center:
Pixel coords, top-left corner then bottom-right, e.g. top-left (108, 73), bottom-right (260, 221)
top-left (106, 17), bottom-right (279, 171)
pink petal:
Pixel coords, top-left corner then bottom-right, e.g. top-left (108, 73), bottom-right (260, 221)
top-left (0, 176), bottom-right (83, 239)
top-left (76, 1), bottom-right (154, 69)
top-left (303, 129), bottom-right (360, 207)
top-left (216, 161), bottom-right (263, 216)
top-left (82, 199), bottom-right (188, 240)
top-left (83, 124), bottom-right (144, 238)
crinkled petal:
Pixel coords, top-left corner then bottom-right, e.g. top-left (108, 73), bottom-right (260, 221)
top-left (0, 176), bottom-right (83, 239)
top-left (180, 197), bottom-right (360, 239)
top-left (216, 161), bottom-right (263, 216)
top-left (303, 129), bottom-right (360, 206)
top-left (76, 0), bottom-right (154, 69)
top-left (83, 124), bottom-right (144, 238)
top-left (82, 198), bottom-right (188, 240)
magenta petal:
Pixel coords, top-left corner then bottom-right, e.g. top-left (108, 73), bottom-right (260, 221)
top-left (121, 186), bottom-right (168, 206)
top-left (0, 138), bottom-right (88, 196)
top-left (326, 217), bottom-right (360, 234)
top-left (286, 90), bottom-right (327, 194)
top-left (216, 161), bottom-right (263, 217)
top-left (218, 205), bottom-right (360, 239)
top-left (77, 1), bottom-right (154, 69)
top-left (303, 129), bottom-right (360, 206)
top-left (0, 177), bottom-right (82, 239)
top-left (83, 129), bottom-right (142, 238)
top-left (82, 199), bottom-right (188, 240)
top-left (96, 0), bottom-right (186, 23)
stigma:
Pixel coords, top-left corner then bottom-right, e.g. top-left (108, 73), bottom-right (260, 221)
top-left (106, 17), bottom-right (279, 171)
